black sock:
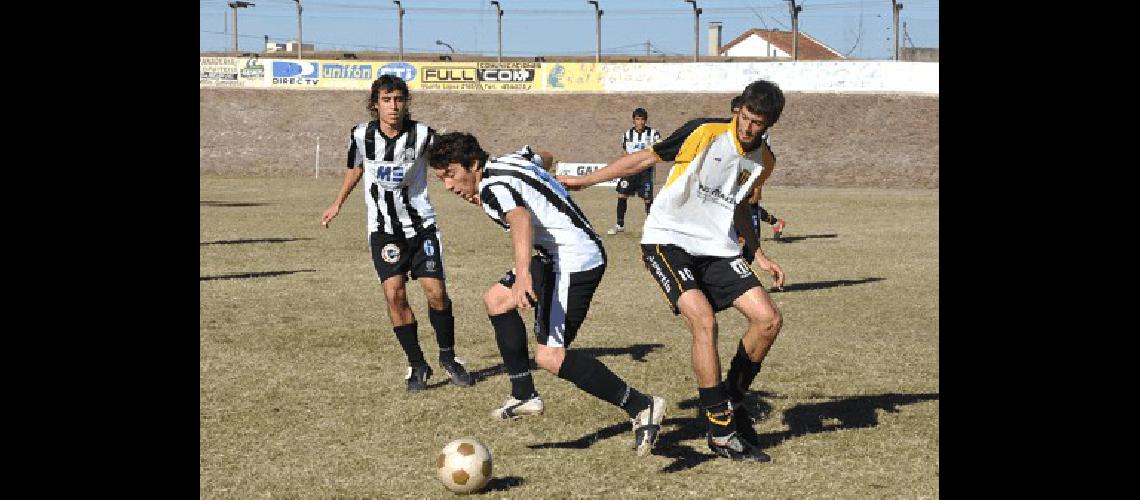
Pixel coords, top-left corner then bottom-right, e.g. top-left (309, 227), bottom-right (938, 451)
top-left (429, 303), bottom-right (456, 362)
top-left (699, 384), bottom-right (734, 439)
top-left (616, 198), bottom-right (628, 227)
top-left (490, 311), bottom-right (537, 400)
top-left (725, 340), bottom-right (763, 404)
top-left (557, 350), bottom-right (648, 418)
top-left (393, 323), bottom-right (426, 367)
top-left (644, 198), bottom-right (652, 214)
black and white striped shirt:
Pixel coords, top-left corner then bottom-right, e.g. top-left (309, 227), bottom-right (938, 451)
top-left (478, 146), bottom-right (606, 273)
top-left (622, 126), bottom-right (661, 155)
top-left (346, 119), bottom-right (436, 238)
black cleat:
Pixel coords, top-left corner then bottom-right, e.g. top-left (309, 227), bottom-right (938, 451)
top-left (405, 364), bottom-right (432, 392)
top-left (707, 431), bottom-right (771, 462)
top-left (439, 357), bottom-right (475, 387)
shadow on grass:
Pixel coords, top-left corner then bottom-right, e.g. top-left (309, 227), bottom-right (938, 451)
top-left (526, 391), bottom-right (939, 474)
top-left (200, 269), bottom-right (316, 281)
top-left (771, 277), bottom-right (884, 293)
top-left (425, 343), bottom-right (666, 390)
top-left (200, 237), bottom-right (314, 246)
top-left (769, 233), bottom-right (838, 244)
top-left (480, 475), bottom-right (525, 493)
top-left (200, 200), bottom-right (270, 207)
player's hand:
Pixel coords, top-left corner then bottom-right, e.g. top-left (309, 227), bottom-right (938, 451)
top-left (512, 273), bottom-right (538, 311)
top-left (555, 175), bottom-right (587, 191)
top-left (321, 205), bottom-right (340, 228)
top-left (753, 255), bottom-right (786, 291)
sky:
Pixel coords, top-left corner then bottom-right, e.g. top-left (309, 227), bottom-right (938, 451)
top-left (199, 0), bottom-right (938, 61)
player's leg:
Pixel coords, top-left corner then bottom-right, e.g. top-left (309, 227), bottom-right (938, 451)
top-left (531, 264), bottom-right (666, 456)
top-left (411, 231), bottom-right (473, 387)
top-left (485, 259), bottom-right (544, 419)
top-left (609, 177), bottom-right (635, 234)
top-left (371, 231), bottom-right (431, 391)
top-left (757, 205), bottom-right (785, 239)
top-left (639, 169), bottom-right (654, 214)
top-left (693, 255), bottom-right (773, 461)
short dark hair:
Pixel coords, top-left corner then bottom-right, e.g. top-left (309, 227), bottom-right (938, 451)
top-left (426, 132), bottom-right (490, 171)
top-left (632, 107), bottom-right (648, 119)
top-left (367, 74), bottom-right (410, 116)
top-left (738, 79), bottom-right (785, 126)
top-left (730, 94), bottom-right (744, 113)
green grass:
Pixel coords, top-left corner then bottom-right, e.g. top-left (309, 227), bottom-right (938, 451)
top-left (201, 176), bottom-right (938, 498)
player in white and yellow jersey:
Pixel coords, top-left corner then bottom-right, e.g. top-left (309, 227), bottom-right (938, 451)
top-left (558, 79), bottom-right (787, 463)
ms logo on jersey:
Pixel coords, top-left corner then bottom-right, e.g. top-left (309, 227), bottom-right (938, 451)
top-left (381, 243), bottom-right (401, 264)
top-left (367, 159), bottom-right (408, 189)
top-left (730, 258), bottom-right (752, 278)
top-left (423, 240), bottom-right (435, 257)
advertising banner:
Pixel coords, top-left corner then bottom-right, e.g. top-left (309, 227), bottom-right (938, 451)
top-left (200, 57), bottom-right (240, 87)
top-left (554, 163), bottom-right (618, 187)
top-left (540, 63), bottom-right (603, 92)
top-left (417, 62), bottom-right (539, 91)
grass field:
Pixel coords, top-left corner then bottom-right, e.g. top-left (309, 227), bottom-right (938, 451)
top-left (200, 176), bottom-right (939, 498)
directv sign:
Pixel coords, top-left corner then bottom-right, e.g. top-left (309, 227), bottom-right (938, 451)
top-left (379, 62), bottom-right (417, 82)
top-left (272, 61), bottom-right (319, 85)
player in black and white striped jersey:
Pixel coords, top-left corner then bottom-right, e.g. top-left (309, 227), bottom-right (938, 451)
top-left (321, 75), bottom-right (474, 393)
top-left (606, 108), bottom-right (662, 235)
top-left (427, 132), bottom-right (667, 457)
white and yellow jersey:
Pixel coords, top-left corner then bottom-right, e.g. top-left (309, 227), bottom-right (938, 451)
top-left (641, 117), bottom-right (776, 257)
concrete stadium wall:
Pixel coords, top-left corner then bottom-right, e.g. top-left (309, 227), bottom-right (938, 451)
top-left (200, 90), bottom-right (938, 189)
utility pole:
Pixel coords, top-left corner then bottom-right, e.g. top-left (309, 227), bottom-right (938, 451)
top-left (587, 1), bottom-right (603, 64)
top-left (228, 2), bottom-right (254, 54)
top-left (892, 1), bottom-right (903, 61)
top-left (683, 1), bottom-right (701, 62)
top-left (293, 0), bottom-right (303, 59)
top-left (491, 1), bottom-right (503, 63)
top-left (786, 0), bottom-right (801, 61)
top-left (394, 1), bottom-right (405, 61)
top-left (646, 40), bottom-right (650, 57)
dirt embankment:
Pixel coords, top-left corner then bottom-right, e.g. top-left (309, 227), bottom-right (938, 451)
top-left (200, 90), bottom-right (938, 189)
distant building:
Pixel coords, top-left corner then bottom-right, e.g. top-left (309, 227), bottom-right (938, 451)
top-left (285, 40), bottom-right (314, 52)
top-left (711, 26), bottom-right (845, 60)
top-left (266, 42), bottom-right (288, 53)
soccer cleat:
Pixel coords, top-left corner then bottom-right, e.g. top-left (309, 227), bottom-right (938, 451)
top-left (405, 364), bottom-right (433, 392)
top-left (771, 218), bottom-right (785, 240)
top-left (491, 395), bottom-right (545, 420)
top-left (631, 395), bottom-right (668, 456)
top-left (606, 224), bottom-right (625, 235)
top-left (707, 431), bottom-right (772, 462)
top-left (439, 357), bottom-right (475, 387)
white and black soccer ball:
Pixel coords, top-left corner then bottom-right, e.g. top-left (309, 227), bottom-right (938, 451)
top-left (435, 437), bottom-right (493, 494)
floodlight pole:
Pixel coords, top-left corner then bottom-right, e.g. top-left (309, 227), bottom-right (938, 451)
top-left (293, 0), bottom-right (302, 59)
top-left (436, 39), bottom-right (455, 54)
top-left (786, 0), bottom-right (802, 61)
top-left (892, 1), bottom-right (904, 61)
top-left (684, 1), bottom-right (701, 62)
top-left (491, 1), bottom-right (503, 63)
top-left (587, 1), bottom-right (603, 64)
top-left (394, 1), bottom-right (405, 61)
top-left (228, 1), bottom-right (254, 54)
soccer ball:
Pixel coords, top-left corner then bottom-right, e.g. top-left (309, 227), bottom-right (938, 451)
top-left (435, 437), bottom-right (493, 494)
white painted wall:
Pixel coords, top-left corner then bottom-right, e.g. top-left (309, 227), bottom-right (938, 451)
top-left (724, 36), bottom-right (788, 58)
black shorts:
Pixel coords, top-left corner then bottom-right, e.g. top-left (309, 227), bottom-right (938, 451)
top-left (641, 244), bottom-right (761, 315)
top-left (615, 168), bottom-right (654, 198)
top-left (498, 256), bottom-right (605, 348)
top-left (369, 227), bottom-right (446, 282)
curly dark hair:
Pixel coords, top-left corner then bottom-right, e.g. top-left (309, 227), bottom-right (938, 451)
top-left (738, 79), bottom-right (785, 126)
top-left (632, 107), bottom-right (648, 119)
top-left (426, 132), bottom-right (490, 170)
top-left (730, 94), bottom-right (744, 113)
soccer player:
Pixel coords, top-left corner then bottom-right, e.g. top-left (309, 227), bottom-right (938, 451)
top-left (558, 79), bottom-right (788, 462)
top-left (427, 132), bottom-right (667, 457)
top-left (320, 75), bottom-right (475, 392)
top-left (730, 95), bottom-right (786, 244)
top-left (606, 108), bottom-right (662, 235)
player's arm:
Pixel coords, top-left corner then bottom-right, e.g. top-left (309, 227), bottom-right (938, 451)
top-left (322, 165), bottom-right (363, 228)
top-left (503, 206), bottom-right (538, 310)
top-left (735, 198), bottom-right (761, 263)
top-left (557, 149), bottom-right (657, 190)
